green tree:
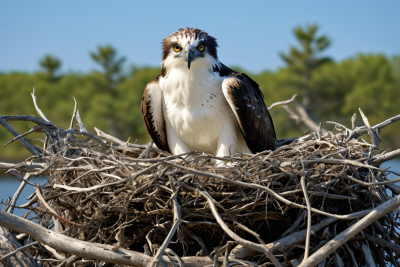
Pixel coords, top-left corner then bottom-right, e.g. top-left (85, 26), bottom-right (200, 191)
top-left (90, 45), bottom-right (126, 90)
top-left (280, 24), bottom-right (332, 109)
top-left (39, 55), bottom-right (61, 81)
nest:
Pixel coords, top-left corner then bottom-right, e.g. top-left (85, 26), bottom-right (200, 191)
top-left (1, 93), bottom-right (399, 267)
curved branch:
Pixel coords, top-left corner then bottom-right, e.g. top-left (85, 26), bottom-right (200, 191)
top-left (298, 194), bottom-right (400, 267)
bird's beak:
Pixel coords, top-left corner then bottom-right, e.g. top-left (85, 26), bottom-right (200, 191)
top-left (185, 45), bottom-right (195, 69)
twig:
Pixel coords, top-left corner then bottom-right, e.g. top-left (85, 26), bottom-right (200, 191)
top-left (298, 194), bottom-right (400, 267)
top-left (300, 176), bottom-right (311, 263)
top-left (31, 88), bottom-right (50, 122)
top-left (69, 97), bottom-right (78, 129)
top-left (267, 94), bottom-right (297, 110)
top-left (150, 185), bottom-right (182, 267)
top-left (0, 241), bottom-right (39, 263)
top-left (0, 117), bottom-right (41, 155)
top-left (183, 184), bottom-right (282, 267)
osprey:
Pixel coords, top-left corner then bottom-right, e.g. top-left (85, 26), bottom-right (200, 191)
top-left (141, 28), bottom-right (276, 159)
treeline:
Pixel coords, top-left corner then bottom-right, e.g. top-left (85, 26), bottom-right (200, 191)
top-left (0, 25), bottom-right (399, 161)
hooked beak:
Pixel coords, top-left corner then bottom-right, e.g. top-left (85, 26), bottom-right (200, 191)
top-left (185, 45), bottom-right (195, 69)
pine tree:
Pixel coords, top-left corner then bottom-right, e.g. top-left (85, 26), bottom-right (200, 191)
top-left (39, 55), bottom-right (61, 81)
top-left (280, 24), bottom-right (331, 108)
top-left (90, 45), bottom-right (126, 90)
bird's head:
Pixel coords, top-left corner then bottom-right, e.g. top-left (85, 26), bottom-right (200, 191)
top-left (161, 28), bottom-right (220, 75)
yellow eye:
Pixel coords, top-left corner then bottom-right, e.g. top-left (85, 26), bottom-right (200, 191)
top-left (173, 44), bottom-right (181, 52)
top-left (198, 44), bottom-right (205, 51)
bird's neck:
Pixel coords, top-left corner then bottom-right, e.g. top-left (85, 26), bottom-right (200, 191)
top-left (161, 66), bottom-right (222, 109)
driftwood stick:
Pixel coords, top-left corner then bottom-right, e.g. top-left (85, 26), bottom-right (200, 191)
top-left (359, 114), bottom-right (400, 136)
top-left (231, 208), bottom-right (372, 259)
top-left (267, 94), bottom-right (297, 111)
top-left (292, 101), bottom-right (328, 135)
top-left (0, 241), bottom-right (39, 263)
top-left (359, 108), bottom-right (380, 148)
top-left (0, 210), bottom-right (152, 267)
top-left (31, 88), bottom-right (50, 123)
top-left (370, 148), bottom-right (400, 166)
top-left (350, 233), bottom-right (400, 254)
top-left (150, 185), bottom-right (182, 267)
top-left (94, 127), bottom-right (147, 148)
top-left (182, 185), bottom-right (282, 267)
top-left (0, 227), bottom-right (40, 267)
top-left (300, 177), bottom-right (311, 263)
top-left (69, 97), bottom-right (78, 129)
top-left (167, 162), bottom-right (373, 219)
top-left (4, 128), bottom-right (36, 148)
top-left (6, 173), bottom-right (32, 214)
top-left (0, 117), bottom-right (40, 156)
top-left (298, 194), bottom-right (400, 267)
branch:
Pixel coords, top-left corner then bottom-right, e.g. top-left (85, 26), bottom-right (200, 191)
top-left (0, 210), bottom-right (152, 267)
top-left (298, 194), bottom-right (400, 267)
top-left (0, 117), bottom-right (41, 156)
top-left (300, 177), bottom-right (311, 263)
top-left (31, 88), bottom-right (50, 123)
top-left (267, 94), bottom-right (297, 110)
top-left (0, 241), bottom-right (39, 263)
top-left (150, 185), bottom-right (182, 267)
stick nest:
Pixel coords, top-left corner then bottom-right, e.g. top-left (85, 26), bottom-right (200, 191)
top-left (19, 119), bottom-right (398, 267)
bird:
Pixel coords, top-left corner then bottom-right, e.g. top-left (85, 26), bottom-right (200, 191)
top-left (141, 28), bottom-right (276, 160)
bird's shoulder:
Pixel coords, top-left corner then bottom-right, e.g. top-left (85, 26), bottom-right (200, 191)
top-left (215, 63), bottom-right (263, 99)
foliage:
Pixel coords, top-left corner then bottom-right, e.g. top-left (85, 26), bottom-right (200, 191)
top-left (280, 24), bottom-right (332, 108)
top-left (0, 52), bottom-right (399, 161)
top-left (39, 55), bottom-right (61, 81)
top-left (90, 45), bottom-right (126, 90)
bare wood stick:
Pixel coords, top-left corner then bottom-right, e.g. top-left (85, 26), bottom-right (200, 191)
top-left (268, 94), bottom-right (297, 110)
top-left (0, 210), bottom-right (153, 267)
top-left (278, 158), bottom-right (382, 171)
top-left (300, 177), bottom-right (311, 263)
top-left (359, 114), bottom-right (400, 136)
top-left (6, 173), bottom-right (32, 214)
top-left (35, 187), bottom-right (82, 227)
top-left (69, 97), bottom-right (78, 129)
top-left (232, 208), bottom-right (372, 259)
top-left (350, 233), bottom-right (400, 254)
top-left (338, 173), bottom-right (400, 187)
top-left (31, 88), bottom-right (50, 123)
top-left (182, 185), bottom-right (282, 267)
top-left (0, 241), bottom-right (39, 263)
top-left (167, 162), bottom-right (373, 220)
top-left (359, 108), bottom-right (380, 148)
top-left (0, 117), bottom-right (40, 155)
top-left (165, 248), bottom-right (188, 267)
top-left (150, 185), bottom-right (182, 267)
top-left (53, 161), bottom-right (163, 192)
top-left (298, 194), bottom-right (400, 267)
top-left (4, 128), bottom-right (36, 147)
top-left (293, 101), bottom-right (328, 135)
top-left (139, 141), bottom-right (153, 158)
top-left (370, 148), bottom-right (400, 166)
top-left (94, 127), bottom-right (147, 148)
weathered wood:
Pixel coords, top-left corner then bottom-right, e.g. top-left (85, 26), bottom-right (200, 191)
top-left (0, 227), bottom-right (40, 267)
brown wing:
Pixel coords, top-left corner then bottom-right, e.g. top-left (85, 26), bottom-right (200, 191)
top-left (141, 76), bottom-right (170, 153)
top-left (222, 73), bottom-right (276, 153)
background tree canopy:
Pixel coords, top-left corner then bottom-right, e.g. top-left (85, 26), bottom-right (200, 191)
top-left (0, 25), bottom-right (399, 161)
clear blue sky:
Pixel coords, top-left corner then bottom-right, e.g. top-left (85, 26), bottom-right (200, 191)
top-left (1, 0), bottom-right (399, 74)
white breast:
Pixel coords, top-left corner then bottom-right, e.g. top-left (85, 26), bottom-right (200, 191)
top-left (159, 67), bottom-right (238, 154)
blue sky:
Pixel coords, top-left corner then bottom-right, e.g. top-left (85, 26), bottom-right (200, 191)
top-left (1, 1), bottom-right (399, 74)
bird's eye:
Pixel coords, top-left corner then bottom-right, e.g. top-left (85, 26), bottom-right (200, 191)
top-left (173, 45), bottom-right (181, 52)
top-left (198, 45), bottom-right (205, 51)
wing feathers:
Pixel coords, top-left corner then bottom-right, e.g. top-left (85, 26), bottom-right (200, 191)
top-left (141, 76), bottom-right (170, 153)
top-left (222, 73), bottom-right (276, 153)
